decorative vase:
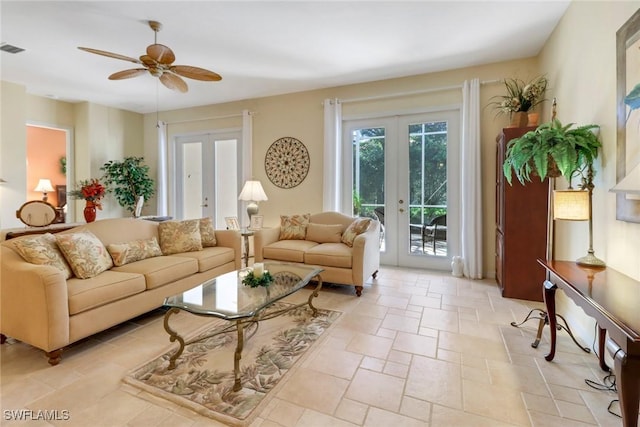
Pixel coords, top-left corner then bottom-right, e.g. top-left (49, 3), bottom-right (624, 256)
top-left (508, 111), bottom-right (529, 128)
top-left (84, 201), bottom-right (97, 223)
top-left (527, 112), bottom-right (540, 127)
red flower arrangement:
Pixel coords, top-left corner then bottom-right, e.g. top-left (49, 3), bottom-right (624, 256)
top-left (68, 178), bottom-right (106, 209)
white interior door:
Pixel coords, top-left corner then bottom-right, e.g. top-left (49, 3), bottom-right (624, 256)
top-left (175, 131), bottom-right (240, 228)
top-left (343, 109), bottom-right (460, 270)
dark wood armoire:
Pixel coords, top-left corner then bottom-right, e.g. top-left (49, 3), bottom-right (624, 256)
top-left (495, 126), bottom-right (549, 302)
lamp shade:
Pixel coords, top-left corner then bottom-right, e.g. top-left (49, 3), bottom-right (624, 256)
top-left (238, 180), bottom-right (268, 202)
top-left (34, 179), bottom-right (54, 193)
top-left (553, 190), bottom-right (589, 221)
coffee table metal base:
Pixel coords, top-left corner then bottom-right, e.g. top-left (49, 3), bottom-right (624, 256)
top-left (163, 276), bottom-right (322, 391)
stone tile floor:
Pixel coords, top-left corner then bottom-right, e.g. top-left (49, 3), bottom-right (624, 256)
top-left (0, 267), bottom-right (623, 426)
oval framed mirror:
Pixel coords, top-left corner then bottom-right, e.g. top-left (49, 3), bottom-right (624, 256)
top-left (16, 200), bottom-right (57, 227)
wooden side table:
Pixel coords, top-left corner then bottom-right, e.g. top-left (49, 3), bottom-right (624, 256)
top-left (241, 229), bottom-right (254, 267)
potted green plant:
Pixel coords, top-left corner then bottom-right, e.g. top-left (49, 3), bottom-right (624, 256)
top-left (503, 119), bottom-right (601, 185)
top-left (101, 156), bottom-right (155, 214)
top-left (489, 76), bottom-right (548, 127)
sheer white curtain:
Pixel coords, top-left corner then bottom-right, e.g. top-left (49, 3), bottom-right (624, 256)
top-left (461, 78), bottom-right (483, 278)
top-left (242, 110), bottom-right (253, 182)
top-left (157, 120), bottom-right (168, 216)
top-left (323, 98), bottom-right (342, 212)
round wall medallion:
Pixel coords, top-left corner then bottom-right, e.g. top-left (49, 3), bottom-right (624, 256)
top-left (264, 137), bottom-right (310, 189)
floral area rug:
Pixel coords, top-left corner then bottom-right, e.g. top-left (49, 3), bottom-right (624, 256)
top-left (123, 302), bottom-right (341, 426)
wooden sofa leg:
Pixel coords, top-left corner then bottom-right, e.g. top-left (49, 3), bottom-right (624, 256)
top-left (372, 270), bottom-right (378, 279)
top-left (45, 349), bottom-right (63, 366)
top-left (355, 286), bottom-right (363, 297)
top-left (0, 334), bottom-right (6, 344)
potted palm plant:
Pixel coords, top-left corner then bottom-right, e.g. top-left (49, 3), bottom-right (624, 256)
top-left (502, 119), bottom-right (601, 185)
top-left (101, 156), bottom-right (155, 215)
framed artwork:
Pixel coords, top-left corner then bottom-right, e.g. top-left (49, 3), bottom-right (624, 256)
top-left (56, 185), bottom-right (67, 208)
top-left (225, 216), bottom-right (240, 230)
top-left (616, 9), bottom-right (640, 223)
top-left (249, 215), bottom-right (263, 230)
top-left (264, 137), bottom-right (310, 189)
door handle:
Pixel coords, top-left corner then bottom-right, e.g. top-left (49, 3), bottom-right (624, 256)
top-left (200, 204), bottom-right (208, 207)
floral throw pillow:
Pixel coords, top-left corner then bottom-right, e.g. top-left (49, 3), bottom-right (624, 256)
top-left (13, 233), bottom-right (73, 279)
top-left (158, 219), bottom-right (203, 255)
top-left (341, 218), bottom-right (372, 247)
top-left (199, 217), bottom-right (217, 247)
top-left (107, 237), bottom-right (163, 267)
top-left (55, 231), bottom-right (114, 279)
top-left (279, 213), bottom-right (310, 240)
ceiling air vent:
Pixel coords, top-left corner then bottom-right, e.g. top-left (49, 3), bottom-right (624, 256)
top-left (0, 43), bottom-right (25, 54)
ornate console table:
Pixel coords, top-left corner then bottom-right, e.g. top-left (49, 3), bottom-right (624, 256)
top-left (539, 259), bottom-right (640, 427)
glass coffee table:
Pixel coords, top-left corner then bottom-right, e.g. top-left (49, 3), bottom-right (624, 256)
top-left (163, 261), bottom-right (323, 391)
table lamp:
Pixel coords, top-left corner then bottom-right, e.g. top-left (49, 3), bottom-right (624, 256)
top-left (553, 165), bottom-right (605, 267)
top-left (238, 180), bottom-right (268, 222)
top-left (34, 179), bottom-right (54, 202)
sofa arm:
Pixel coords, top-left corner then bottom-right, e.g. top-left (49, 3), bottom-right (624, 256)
top-left (351, 220), bottom-right (381, 287)
top-left (214, 229), bottom-right (242, 269)
top-left (254, 227), bottom-right (281, 262)
top-left (0, 247), bottom-right (70, 352)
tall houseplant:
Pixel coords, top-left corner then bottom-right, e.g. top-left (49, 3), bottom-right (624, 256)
top-left (101, 157), bottom-right (155, 214)
top-left (503, 119), bottom-right (601, 185)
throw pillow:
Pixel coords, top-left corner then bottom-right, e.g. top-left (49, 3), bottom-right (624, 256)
top-left (306, 223), bottom-right (343, 244)
top-left (55, 231), bottom-right (114, 279)
top-left (158, 219), bottom-right (203, 255)
top-left (341, 217), bottom-right (372, 247)
top-left (199, 217), bottom-right (217, 247)
top-left (107, 237), bottom-right (163, 267)
top-left (13, 233), bottom-right (73, 279)
top-left (279, 213), bottom-right (310, 240)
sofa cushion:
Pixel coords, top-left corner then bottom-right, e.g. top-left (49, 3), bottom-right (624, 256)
top-left (341, 218), bottom-right (372, 247)
top-left (55, 231), bottom-right (114, 279)
top-left (112, 255), bottom-right (198, 290)
top-left (67, 271), bottom-right (146, 315)
top-left (306, 223), bottom-right (343, 244)
top-left (263, 240), bottom-right (318, 263)
top-left (279, 213), bottom-right (310, 240)
top-left (304, 243), bottom-right (353, 269)
top-left (199, 217), bottom-right (217, 247)
top-left (158, 219), bottom-right (203, 254)
top-left (12, 233), bottom-right (73, 279)
top-left (107, 237), bottom-right (163, 267)
top-left (171, 246), bottom-right (234, 273)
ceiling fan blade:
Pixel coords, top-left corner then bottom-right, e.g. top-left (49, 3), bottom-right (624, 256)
top-left (170, 65), bottom-right (222, 82)
top-left (147, 44), bottom-right (175, 65)
top-left (160, 72), bottom-right (188, 93)
top-left (109, 69), bottom-right (148, 80)
top-left (139, 55), bottom-right (157, 67)
top-left (78, 47), bottom-right (141, 64)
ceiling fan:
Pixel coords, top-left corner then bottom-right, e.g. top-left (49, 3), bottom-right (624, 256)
top-left (78, 20), bottom-right (221, 93)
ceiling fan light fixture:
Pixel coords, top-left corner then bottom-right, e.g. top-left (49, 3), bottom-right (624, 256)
top-left (78, 20), bottom-right (221, 92)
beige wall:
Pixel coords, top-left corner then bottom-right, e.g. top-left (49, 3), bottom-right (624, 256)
top-left (0, 86), bottom-right (143, 228)
top-left (144, 57), bottom-right (539, 278)
top-left (538, 2), bottom-right (640, 342)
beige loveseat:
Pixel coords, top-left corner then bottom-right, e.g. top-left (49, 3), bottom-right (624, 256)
top-left (0, 218), bottom-right (241, 365)
top-left (254, 212), bottom-right (380, 296)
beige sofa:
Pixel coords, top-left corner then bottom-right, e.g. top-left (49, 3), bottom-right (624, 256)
top-left (254, 212), bottom-right (380, 296)
top-left (0, 218), bottom-right (241, 365)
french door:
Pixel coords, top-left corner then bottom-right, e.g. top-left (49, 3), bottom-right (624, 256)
top-left (175, 131), bottom-right (241, 229)
top-left (343, 110), bottom-right (460, 270)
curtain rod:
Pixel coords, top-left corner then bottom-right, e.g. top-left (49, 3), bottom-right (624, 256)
top-left (165, 111), bottom-right (254, 125)
top-left (338, 79), bottom-right (501, 104)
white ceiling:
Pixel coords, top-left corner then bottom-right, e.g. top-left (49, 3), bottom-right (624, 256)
top-left (1, 1), bottom-right (570, 114)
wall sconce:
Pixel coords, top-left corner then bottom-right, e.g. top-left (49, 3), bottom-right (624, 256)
top-left (553, 165), bottom-right (605, 267)
top-left (610, 162), bottom-right (640, 200)
top-left (34, 178), bottom-right (54, 202)
top-left (238, 180), bottom-right (268, 222)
